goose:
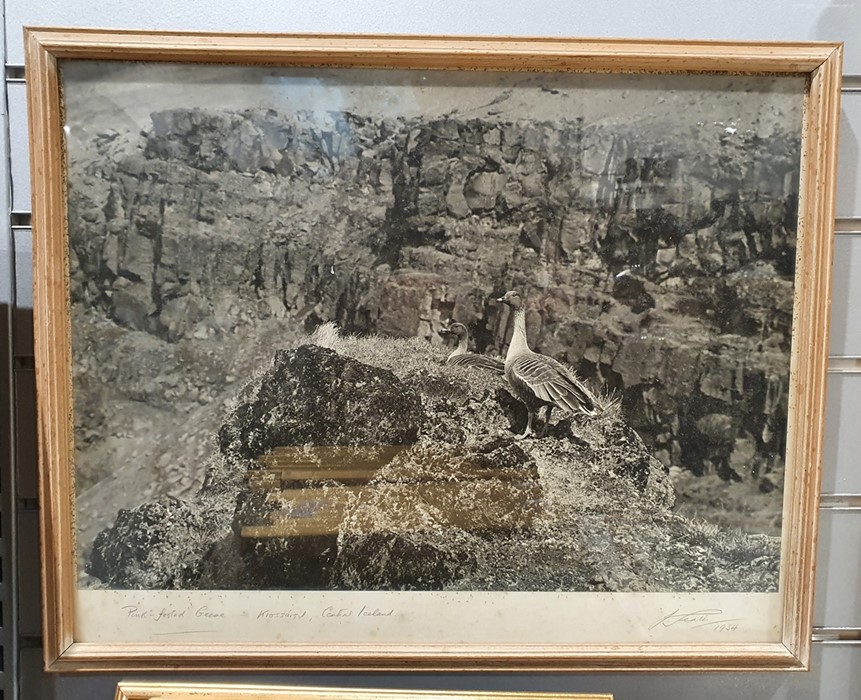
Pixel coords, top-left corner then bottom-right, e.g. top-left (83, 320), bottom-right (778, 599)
top-left (497, 290), bottom-right (597, 437)
top-left (438, 322), bottom-right (505, 374)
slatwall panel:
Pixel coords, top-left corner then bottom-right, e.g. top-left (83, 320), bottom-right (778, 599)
top-left (831, 227), bottom-right (861, 356)
top-left (0, 25), bottom-right (19, 700)
top-left (5, 0), bottom-right (861, 73)
top-left (5, 85), bottom-right (25, 216)
top-left (2, 3), bottom-right (861, 698)
top-left (816, 512), bottom-right (861, 628)
top-left (822, 373), bottom-right (861, 494)
top-left (836, 96), bottom-right (861, 218)
top-left (0, 245), bottom-right (17, 700)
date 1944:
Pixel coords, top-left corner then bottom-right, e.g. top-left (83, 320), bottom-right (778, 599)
top-left (649, 608), bottom-right (742, 632)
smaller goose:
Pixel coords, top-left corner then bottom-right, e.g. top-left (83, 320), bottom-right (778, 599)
top-left (497, 290), bottom-right (597, 437)
top-left (439, 322), bottom-right (505, 374)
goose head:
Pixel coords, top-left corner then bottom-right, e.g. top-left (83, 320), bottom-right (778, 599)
top-left (496, 290), bottom-right (524, 310)
top-left (438, 322), bottom-right (468, 340)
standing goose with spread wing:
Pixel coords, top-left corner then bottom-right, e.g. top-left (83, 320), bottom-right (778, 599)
top-left (497, 290), bottom-right (598, 437)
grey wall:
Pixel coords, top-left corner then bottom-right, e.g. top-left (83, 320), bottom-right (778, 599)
top-left (3, 1), bottom-right (861, 698)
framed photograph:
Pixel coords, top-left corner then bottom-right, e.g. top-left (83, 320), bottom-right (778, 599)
top-left (26, 29), bottom-right (842, 672)
top-left (114, 684), bottom-right (612, 700)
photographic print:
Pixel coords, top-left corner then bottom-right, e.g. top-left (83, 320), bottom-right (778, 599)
top-left (69, 62), bottom-right (799, 593)
top-left (26, 30), bottom-right (841, 671)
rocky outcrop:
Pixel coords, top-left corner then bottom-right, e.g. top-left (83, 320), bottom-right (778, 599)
top-left (218, 345), bottom-right (424, 459)
top-left (238, 437), bottom-right (545, 590)
top-left (89, 496), bottom-right (216, 588)
top-left (88, 338), bottom-right (778, 593)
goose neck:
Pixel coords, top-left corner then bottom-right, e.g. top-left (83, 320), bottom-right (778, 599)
top-left (448, 336), bottom-right (468, 359)
top-left (505, 307), bottom-right (531, 361)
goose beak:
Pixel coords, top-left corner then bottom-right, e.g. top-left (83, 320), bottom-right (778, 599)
top-left (496, 296), bottom-right (505, 303)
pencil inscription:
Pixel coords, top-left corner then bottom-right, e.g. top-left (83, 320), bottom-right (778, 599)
top-left (650, 609), bottom-right (743, 632)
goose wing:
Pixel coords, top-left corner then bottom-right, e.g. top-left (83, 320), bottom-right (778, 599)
top-left (449, 353), bottom-right (505, 375)
top-left (509, 353), bottom-right (597, 415)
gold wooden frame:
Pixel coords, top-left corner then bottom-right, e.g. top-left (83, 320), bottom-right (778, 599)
top-left (114, 684), bottom-right (612, 700)
top-left (26, 28), bottom-right (842, 673)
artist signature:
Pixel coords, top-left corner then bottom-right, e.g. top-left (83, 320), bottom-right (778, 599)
top-left (649, 608), bottom-right (743, 632)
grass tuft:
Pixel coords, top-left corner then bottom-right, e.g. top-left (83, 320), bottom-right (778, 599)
top-left (592, 387), bottom-right (622, 418)
top-left (308, 321), bottom-right (341, 349)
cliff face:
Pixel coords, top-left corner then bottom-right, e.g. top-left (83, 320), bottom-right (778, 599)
top-left (67, 106), bottom-right (798, 517)
top-left (70, 110), bottom-right (797, 338)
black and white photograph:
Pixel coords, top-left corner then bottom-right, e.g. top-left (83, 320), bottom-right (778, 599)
top-left (62, 60), bottom-right (804, 597)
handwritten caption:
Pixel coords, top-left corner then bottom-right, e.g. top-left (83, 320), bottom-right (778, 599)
top-left (649, 608), bottom-right (742, 633)
top-left (121, 604), bottom-right (395, 626)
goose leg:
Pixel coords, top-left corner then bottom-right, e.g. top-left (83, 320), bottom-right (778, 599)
top-left (538, 405), bottom-right (553, 437)
top-left (517, 410), bottom-right (535, 439)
